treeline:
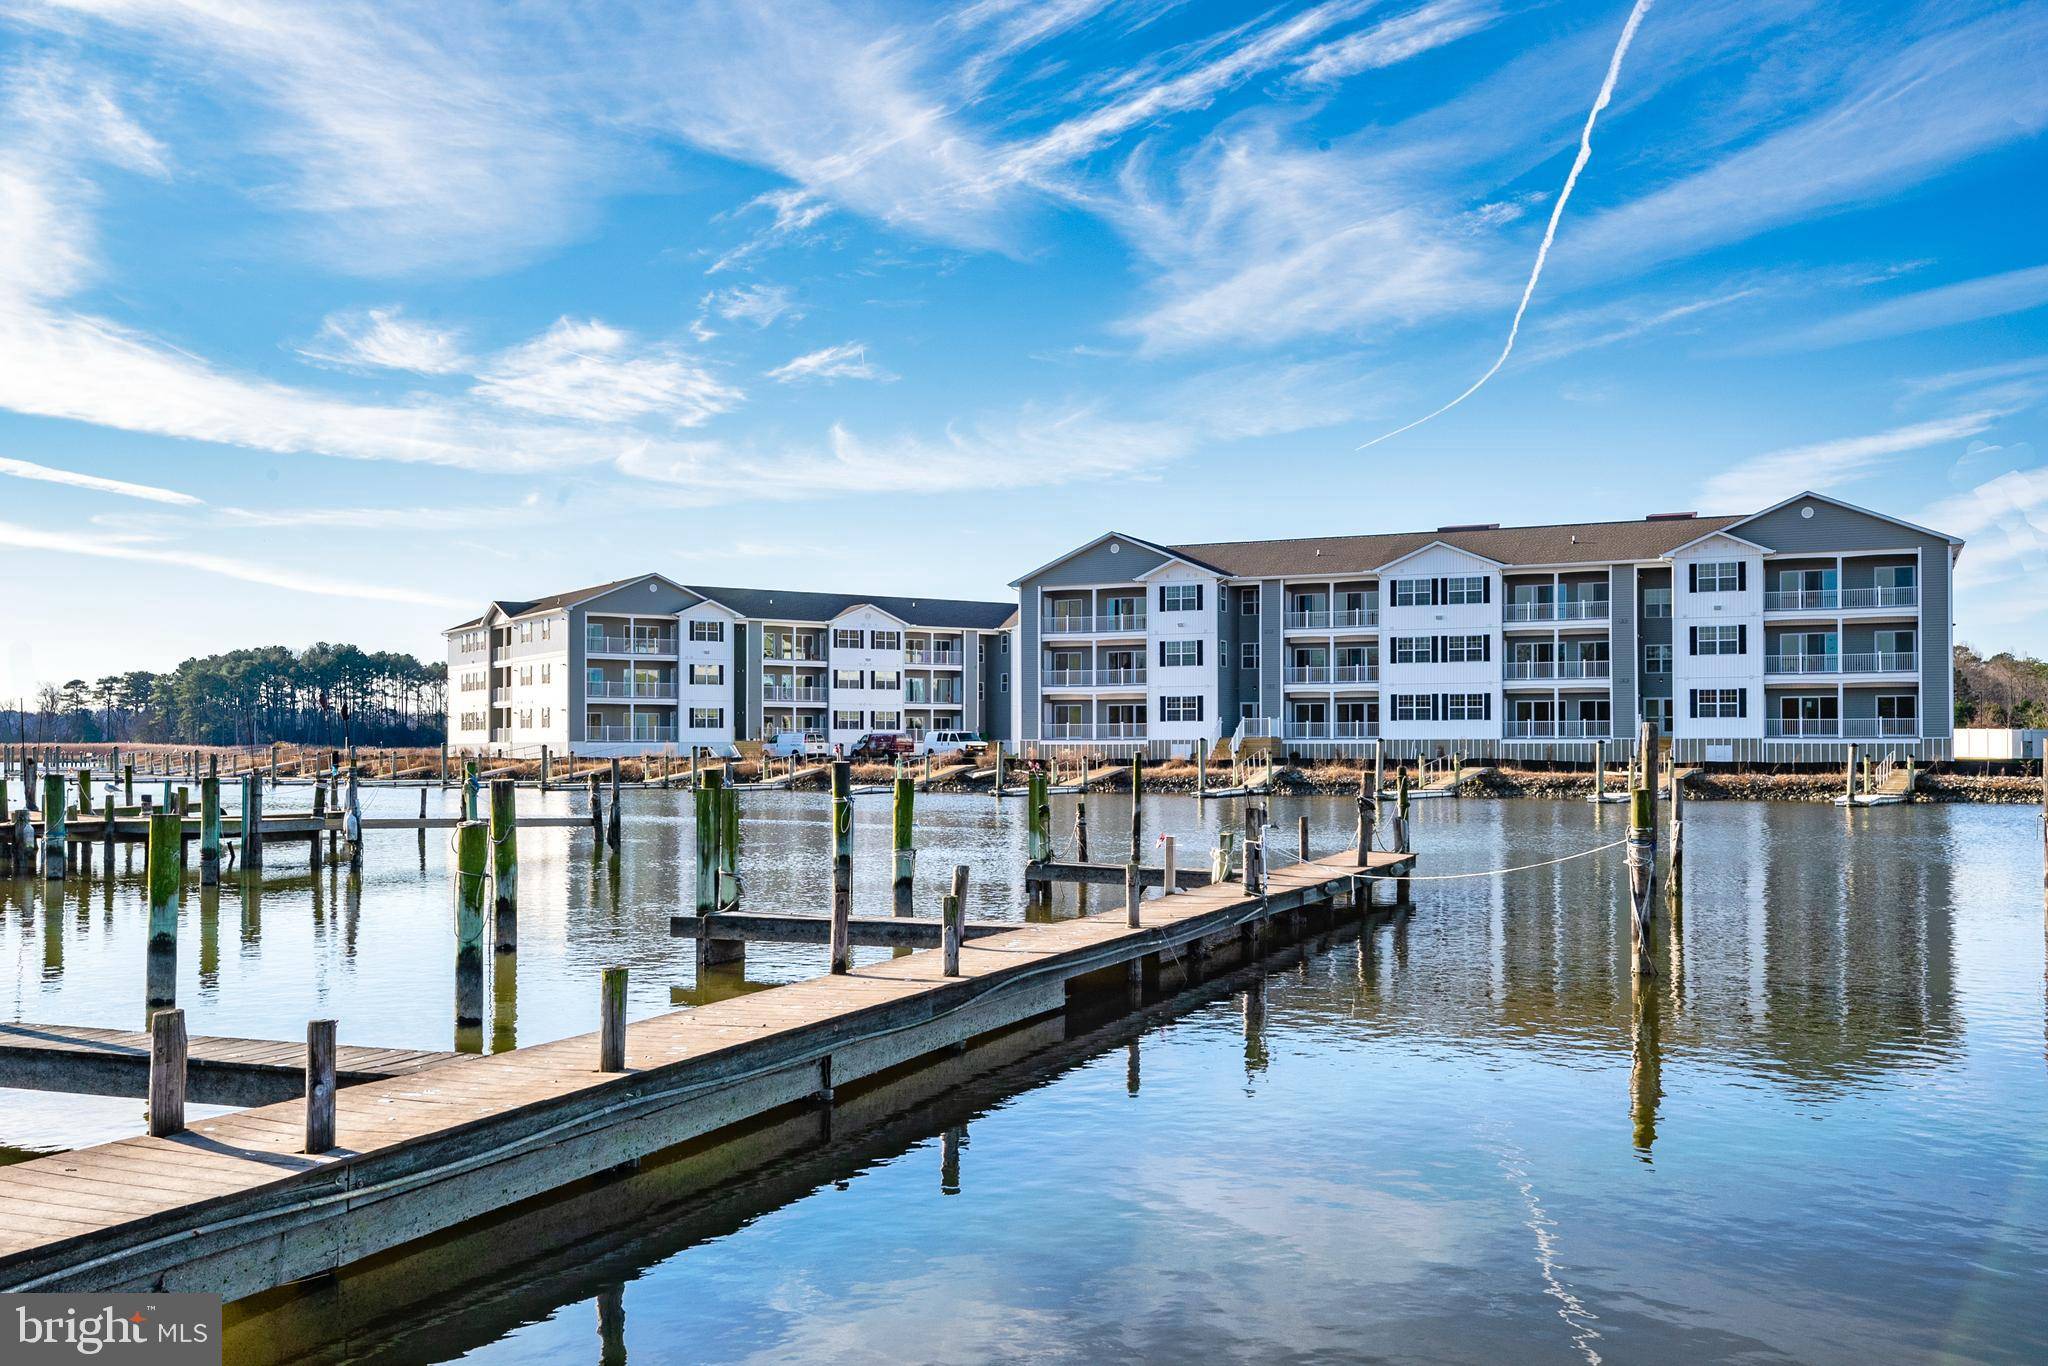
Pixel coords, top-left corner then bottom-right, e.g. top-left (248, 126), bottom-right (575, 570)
top-left (1954, 644), bottom-right (2048, 728)
top-left (6, 644), bottom-right (446, 748)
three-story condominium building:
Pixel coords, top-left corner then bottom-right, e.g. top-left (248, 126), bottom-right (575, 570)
top-left (1009, 492), bottom-right (1961, 763)
top-left (446, 574), bottom-right (1015, 756)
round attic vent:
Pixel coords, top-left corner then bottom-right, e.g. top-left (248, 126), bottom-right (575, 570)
top-left (649, 581), bottom-right (659, 592)
top-left (1800, 505), bottom-right (1815, 519)
top-left (1109, 542), bottom-right (1121, 553)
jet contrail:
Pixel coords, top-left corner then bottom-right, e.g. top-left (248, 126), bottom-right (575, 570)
top-left (1359, 0), bottom-right (1655, 450)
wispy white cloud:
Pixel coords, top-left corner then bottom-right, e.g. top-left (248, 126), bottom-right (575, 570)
top-left (1559, 7), bottom-right (2048, 279)
top-left (0, 454), bottom-right (201, 506)
top-left (0, 518), bottom-right (463, 606)
top-left (1291, 0), bottom-right (1503, 88)
top-left (706, 283), bottom-right (802, 328)
top-left (1699, 411), bottom-right (2007, 510)
top-left (212, 504), bottom-right (532, 531)
top-left (298, 306), bottom-right (470, 374)
top-left (1750, 264), bottom-right (2048, 354)
top-left (767, 342), bottom-right (895, 384)
top-left (470, 318), bottom-right (741, 427)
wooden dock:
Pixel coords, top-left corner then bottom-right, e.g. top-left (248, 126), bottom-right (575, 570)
top-left (0, 1023), bottom-right (456, 1108)
top-left (0, 846), bottom-right (1411, 1299)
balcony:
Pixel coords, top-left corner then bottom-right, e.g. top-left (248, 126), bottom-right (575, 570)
top-left (1285, 665), bottom-right (1330, 684)
top-left (1284, 609), bottom-right (1329, 630)
top-left (586, 725), bottom-right (677, 744)
top-left (492, 687), bottom-right (514, 703)
top-left (1765, 651), bottom-right (1916, 676)
top-left (763, 686), bottom-right (828, 704)
top-left (587, 634), bottom-right (676, 656)
top-left (1504, 720), bottom-right (1556, 738)
top-left (1765, 718), bottom-right (1840, 738)
top-left (1504, 661), bottom-right (1554, 680)
top-left (1505, 600), bottom-right (1609, 623)
top-left (1042, 722), bottom-right (1147, 741)
top-left (1765, 587), bottom-right (1919, 612)
top-left (1040, 668), bottom-right (1146, 688)
top-left (1040, 613), bottom-right (1147, 636)
top-left (1844, 717), bottom-right (1918, 738)
top-left (761, 643), bottom-right (826, 662)
top-left (586, 680), bottom-right (677, 700)
top-left (1557, 659), bottom-right (1611, 680)
top-left (905, 647), bottom-right (963, 665)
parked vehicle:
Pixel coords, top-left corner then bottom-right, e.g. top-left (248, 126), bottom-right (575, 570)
top-left (765, 730), bottom-right (828, 758)
top-left (851, 732), bottom-right (915, 761)
top-left (914, 729), bottom-right (982, 757)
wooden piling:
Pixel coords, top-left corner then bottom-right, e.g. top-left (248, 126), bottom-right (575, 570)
top-left (40, 773), bottom-right (65, 879)
top-left (941, 888), bottom-right (964, 977)
top-left (599, 968), bottom-right (627, 1072)
top-left (1195, 737), bottom-right (1207, 800)
top-left (454, 821), bottom-right (488, 1027)
top-left (464, 761), bottom-right (480, 822)
top-left (1026, 771), bottom-right (1050, 862)
top-left (1628, 785), bottom-right (1657, 980)
top-left (829, 761), bottom-right (853, 974)
top-left (1162, 835), bottom-right (1176, 897)
top-left (305, 1019), bottom-right (337, 1154)
top-left (892, 775), bottom-right (916, 917)
top-left (1355, 772), bottom-right (1374, 866)
top-left (1394, 767), bottom-right (1411, 854)
top-left (124, 763), bottom-right (134, 806)
top-left (1130, 753), bottom-right (1143, 859)
top-left (147, 1008), bottom-right (187, 1138)
top-left (0, 779), bottom-right (10, 874)
top-left (1594, 739), bottom-right (1605, 801)
top-left (1243, 805), bottom-right (1265, 896)
top-left (20, 756), bottom-right (34, 811)
top-left (200, 774), bottom-right (222, 887)
top-left (1298, 814), bottom-right (1310, 861)
top-left (607, 758), bottom-right (622, 852)
top-left (1125, 860), bottom-right (1141, 928)
top-left (993, 742), bottom-right (1006, 797)
top-left (1668, 764), bottom-right (1685, 920)
top-left (241, 776), bottom-right (264, 871)
top-left (1074, 784), bottom-right (1089, 863)
top-left (76, 766), bottom-right (93, 815)
top-left (539, 745), bottom-right (550, 792)
top-left (1372, 742), bottom-right (1384, 803)
top-left (490, 778), bottom-right (518, 953)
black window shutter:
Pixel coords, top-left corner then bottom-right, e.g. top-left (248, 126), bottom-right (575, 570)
top-left (1481, 635), bottom-right (1492, 661)
top-left (1483, 693), bottom-right (1492, 720)
top-left (1689, 690), bottom-right (1699, 719)
top-left (1688, 626), bottom-right (1698, 655)
top-left (1158, 642), bottom-right (1167, 667)
top-left (1737, 625), bottom-right (1748, 653)
top-left (1737, 562), bottom-right (1747, 592)
top-left (1157, 586), bottom-right (1166, 611)
top-left (1688, 563), bottom-right (1698, 593)
top-left (1737, 689), bottom-right (1748, 718)
top-left (1194, 585), bottom-right (1204, 611)
top-left (1195, 697), bottom-right (1204, 721)
top-left (1482, 577), bottom-right (1492, 603)
top-left (1195, 641), bottom-right (1204, 666)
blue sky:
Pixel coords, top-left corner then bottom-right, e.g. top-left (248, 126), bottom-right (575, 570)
top-left (0, 0), bottom-right (2044, 699)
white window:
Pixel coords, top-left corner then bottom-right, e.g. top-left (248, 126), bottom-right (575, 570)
top-left (689, 664), bottom-right (723, 686)
top-left (541, 663), bottom-right (551, 684)
top-left (1445, 635), bottom-right (1487, 663)
top-left (833, 710), bottom-right (863, 730)
top-left (1391, 694), bottom-right (1430, 721)
top-left (1161, 584), bottom-right (1201, 612)
top-left (1692, 688), bottom-right (1744, 719)
top-left (1692, 625), bottom-right (1745, 656)
top-left (1644, 644), bottom-right (1671, 674)
top-left (1161, 640), bottom-right (1201, 668)
top-left (1390, 578), bottom-right (1430, 607)
top-left (1392, 636), bottom-right (1430, 664)
top-left (871, 630), bottom-right (903, 651)
top-left (541, 708), bottom-right (551, 728)
top-left (1643, 587), bottom-right (1671, 618)
top-left (1241, 590), bottom-right (1258, 615)
top-left (689, 620), bottom-right (723, 642)
top-left (541, 619), bottom-right (551, 640)
top-left (871, 711), bottom-right (901, 730)
top-left (1242, 642), bottom-right (1258, 670)
top-left (870, 671), bottom-right (901, 690)
top-left (1160, 695), bottom-right (1203, 723)
top-left (689, 707), bottom-right (722, 729)
top-left (833, 669), bottom-right (863, 689)
top-left (1445, 576), bottom-right (1486, 605)
top-left (1444, 693), bottom-right (1488, 721)
top-left (833, 628), bottom-right (864, 649)
top-left (1694, 561), bottom-right (1742, 593)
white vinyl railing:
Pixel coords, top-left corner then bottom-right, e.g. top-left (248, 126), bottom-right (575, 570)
top-left (587, 680), bottom-right (677, 700)
top-left (1041, 613), bottom-right (1147, 635)
top-left (587, 725), bottom-right (677, 743)
top-left (763, 686), bottom-right (827, 703)
top-left (1504, 661), bottom-right (1553, 679)
top-left (587, 634), bottom-right (676, 656)
top-left (1765, 652), bottom-right (1915, 675)
top-left (905, 647), bottom-right (963, 665)
top-left (1765, 717), bottom-right (1840, 737)
top-left (1557, 658), bottom-right (1611, 679)
top-left (1842, 586), bottom-right (1917, 609)
top-left (1040, 669), bottom-right (1146, 688)
top-left (1765, 586), bottom-right (1918, 611)
top-left (1843, 717), bottom-right (1917, 738)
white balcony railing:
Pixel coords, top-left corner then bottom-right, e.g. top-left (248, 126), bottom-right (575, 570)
top-left (1765, 717), bottom-right (1840, 737)
top-left (1557, 719), bottom-right (1611, 738)
top-left (1285, 609), bottom-right (1331, 630)
top-left (1844, 717), bottom-right (1918, 738)
top-left (763, 686), bottom-right (828, 704)
top-left (1557, 598), bottom-right (1610, 621)
top-left (1504, 661), bottom-right (1554, 680)
top-left (587, 680), bottom-right (677, 700)
top-left (1040, 669), bottom-right (1146, 688)
top-left (1279, 721), bottom-right (1380, 740)
top-left (1766, 651), bottom-right (1915, 676)
top-left (587, 634), bottom-right (676, 656)
top-left (1504, 720), bottom-right (1607, 738)
top-left (1290, 608), bottom-right (1379, 629)
top-left (1504, 720), bottom-right (1557, 738)
top-left (1041, 613), bottom-right (1147, 636)
top-left (761, 644), bottom-right (826, 662)
top-left (1764, 586), bottom-right (1919, 612)
top-left (1042, 722), bottom-right (1147, 740)
top-left (1557, 659), bottom-right (1611, 679)
top-left (1285, 665), bottom-right (1331, 684)
top-left (905, 648), bottom-right (963, 665)
top-left (1333, 663), bottom-right (1378, 683)
top-left (492, 687), bottom-right (514, 703)
top-left (1286, 721), bottom-right (1330, 738)
top-left (1504, 601), bottom-right (1553, 622)
top-left (587, 725), bottom-right (677, 743)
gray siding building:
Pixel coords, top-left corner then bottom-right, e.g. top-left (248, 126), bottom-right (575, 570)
top-left (1008, 493), bottom-right (1961, 763)
top-left (446, 574), bottom-right (1014, 757)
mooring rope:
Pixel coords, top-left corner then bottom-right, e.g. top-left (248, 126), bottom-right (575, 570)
top-left (1368, 836), bottom-right (1629, 881)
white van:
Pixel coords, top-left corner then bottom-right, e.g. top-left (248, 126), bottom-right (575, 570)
top-left (765, 730), bottom-right (828, 758)
top-left (915, 730), bottom-right (981, 757)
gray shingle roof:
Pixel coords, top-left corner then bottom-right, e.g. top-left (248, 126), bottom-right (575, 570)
top-left (1170, 514), bottom-right (1749, 577)
top-left (684, 585), bottom-right (1014, 630)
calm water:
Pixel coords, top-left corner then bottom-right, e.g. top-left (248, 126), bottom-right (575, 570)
top-left (4, 780), bottom-right (2046, 1363)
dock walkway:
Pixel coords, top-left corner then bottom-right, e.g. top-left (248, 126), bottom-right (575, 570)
top-left (0, 847), bottom-right (1410, 1299)
top-left (0, 1023), bottom-right (455, 1107)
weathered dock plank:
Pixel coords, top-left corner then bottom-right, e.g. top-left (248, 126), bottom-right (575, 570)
top-left (0, 849), bottom-right (1408, 1299)
top-left (670, 912), bottom-right (1017, 948)
top-left (0, 1023), bottom-right (457, 1107)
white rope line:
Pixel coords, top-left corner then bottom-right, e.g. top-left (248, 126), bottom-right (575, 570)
top-left (1369, 836), bottom-right (1630, 882)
